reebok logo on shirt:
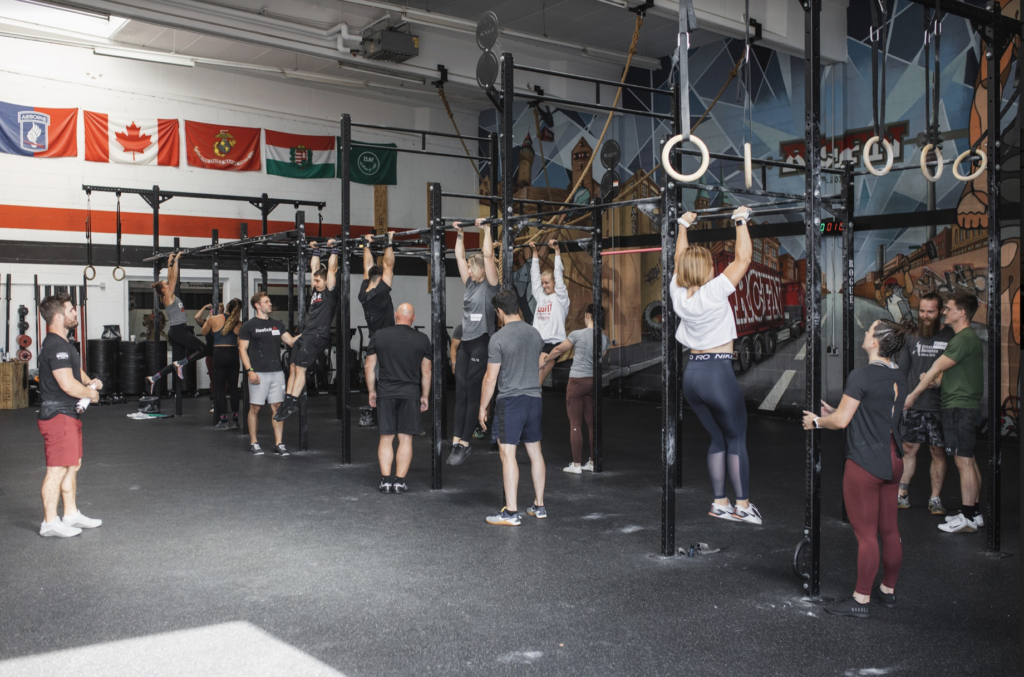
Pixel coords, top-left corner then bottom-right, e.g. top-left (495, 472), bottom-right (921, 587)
top-left (252, 327), bottom-right (281, 335)
top-left (55, 352), bottom-right (69, 360)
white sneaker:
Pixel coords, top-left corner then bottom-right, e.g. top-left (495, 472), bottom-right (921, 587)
top-left (734, 503), bottom-right (763, 525)
top-left (944, 512), bottom-right (983, 529)
top-left (40, 520), bottom-right (82, 538)
top-left (938, 513), bottom-right (977, 533)
top-left (63, 511), bottom-right (102, 529)
top-left (563, 463), bottom-right (582, 474)
top-left (708, 502), bottom-right (739, 520)
top-left (581, 460), bottom-right (595, 472)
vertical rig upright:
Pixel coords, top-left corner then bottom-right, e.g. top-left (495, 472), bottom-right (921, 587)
top-left (660, 136), bottom-right (680, 557)
top-left (339, 114), bottom-right (353, 462)
top-left (841, 161), bottom-right (855, 525)
top-left (429, 183), bottom-right (447, 490)
top-left (500, 52), bottom-right (516, 288)
top-left (670, 83), bottom-right (686, 489)
top-left (172, 235), bottom-right (183, 416)
top-left (296, 212), bottom-right (309, 453)
top-left (239, 222), bottom-right (250, 434)
top-left (801, 0), bottom-right (824, 599)
top-left (210, 230), bottom-right (220, 424)
top-left (590, 200), bottom-right (604, 473)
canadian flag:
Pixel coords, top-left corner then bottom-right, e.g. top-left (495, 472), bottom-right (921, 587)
top-left (84, 111), bottom-right (179, 165)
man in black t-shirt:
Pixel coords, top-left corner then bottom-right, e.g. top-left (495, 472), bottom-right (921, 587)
top-left (240, 292), bottom-right (298, 455)
top-left (365, 303), bottom-right (432, 494)
top-left (358, 232), bottom-right (396, 338)
top-left (35, 293), bottom-right (103, 538)
top-left (276, 239), bottom-right (338, 422)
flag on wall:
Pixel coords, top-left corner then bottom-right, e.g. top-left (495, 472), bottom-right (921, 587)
top-left (342, 139), bottom-right (397, 185)
top-left (0, 101), bottom-right (77, 157)
top-left (84, 111), bottom-right (179, 165)
top-left (184, 120), bottom-right (261, 171)
top-left (266, 130), bottom-right (336, 179)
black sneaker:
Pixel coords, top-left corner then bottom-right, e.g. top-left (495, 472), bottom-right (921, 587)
top-left (392, 481), bottom-right (408, 494)
top-left (447, 443), bottom-right (471, 466)
top-left (473, 426), bottom-right (486, 440)
top-left (212, 420), bottom-right (231, 430)
top-left (273, 400), bottom-right (297, 422)
top-left (379, 480), bottom-right (393, 494)
top-left (273, 444), bottom-right (289, 457)
top-left (871, 587), bottom-right (896, 609)
top-left (249, 444), bottom-right (264, 456)
top-left (824, 597), bottom-right (871, 619)
top-left (229, 419), bottom-right (240, 430)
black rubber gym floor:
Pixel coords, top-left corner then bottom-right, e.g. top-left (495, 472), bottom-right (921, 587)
top-left (0, 394), bottom-right (1018, 676)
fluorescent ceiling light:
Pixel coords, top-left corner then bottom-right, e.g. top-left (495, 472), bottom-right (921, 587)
top-left (1, 0), bottom-right (126, 38)
top-left (93, 46), bottom-right (195, 67)
top-left (283, 70), bottom-right (365, 86)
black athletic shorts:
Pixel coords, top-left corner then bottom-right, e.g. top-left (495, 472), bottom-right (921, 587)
top-left (900, 409), bottom-right (945, 447)
top-left (291, 333), bottom-right (330, 369)
top-left (541, 341), bottom-right (561, 356)
top-left (377, 397), bottom-right (423, 436)
top-left (942, 407), bottom-right (981, 458)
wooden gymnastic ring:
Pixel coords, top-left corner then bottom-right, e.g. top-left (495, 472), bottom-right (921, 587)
top-left (112, 266), bottom-right (126, 281)
top-left (743, 142), bottom-right (753, 189)
top-left (952, 148), bottom-right (986, 182)
top-left (862, 137), bottom-right (893, 176)
top-left (919, 144), bottom-right (943, 182)
top-left (84, 265), bottom-right (97, 281)
top-left (661, 134), bottom-right (710, 183)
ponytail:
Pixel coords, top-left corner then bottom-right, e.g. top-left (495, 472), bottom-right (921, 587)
top-left (221, 298), bottom-right (242, 335)
top-left (875, 317), bottom-right (915, 358)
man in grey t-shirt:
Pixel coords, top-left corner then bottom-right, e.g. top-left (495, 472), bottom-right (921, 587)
top-left (479, 290), bottom-right (546, 526)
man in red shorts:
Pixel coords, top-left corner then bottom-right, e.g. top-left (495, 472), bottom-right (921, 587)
top-left (36, 293), bottom-right (103, 537)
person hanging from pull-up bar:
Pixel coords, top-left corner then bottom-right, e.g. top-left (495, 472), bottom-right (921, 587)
top-left (145, 251), bottom-right (209, 393)
top-left (275, 239), bottom-right (339, 422)
top-left (530, 239), bottom-right (570, 386)
top-left (358, 232), bottom-right (396, 339)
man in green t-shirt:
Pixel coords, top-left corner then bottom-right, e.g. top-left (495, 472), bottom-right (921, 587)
top-left (904, 292), bottom-right (984, 534)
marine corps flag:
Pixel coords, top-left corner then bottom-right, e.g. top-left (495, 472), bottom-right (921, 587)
top-left (185, 120), bottom-right (260, 171)
top-left (341, 139), bottom-right (397, 185)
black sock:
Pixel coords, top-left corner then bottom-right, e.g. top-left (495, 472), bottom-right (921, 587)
top-left (219, 415), bottom-right (227, 421)
top-left (962, 504), bottom-right (977, 520)
top-left (395, 476), bottom-right (405, 484)
top-left (381, 475), bottom-right (391, 484)
top-left (152, 374), bottom-right (162, 381)
top-left (505, 508), bottom-right (518, 516)
top-left (232, 412), bottom-right (238, 419)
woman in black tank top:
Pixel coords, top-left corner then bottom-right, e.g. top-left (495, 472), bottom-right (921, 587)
top-left (204, 299), bottom-right (242, 429)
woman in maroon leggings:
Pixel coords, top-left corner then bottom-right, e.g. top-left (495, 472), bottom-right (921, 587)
top-left (802, 318), bottom-right (913, 619)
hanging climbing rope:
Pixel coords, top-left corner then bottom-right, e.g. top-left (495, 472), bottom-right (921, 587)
top-left (920, 2), bottom-right (944, 182)
top-left (864, 0), bottom-right (894, 176)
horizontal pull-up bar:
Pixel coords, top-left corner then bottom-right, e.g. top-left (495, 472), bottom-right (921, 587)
top-left (82, 185), bottom-right (326, 208)
top-left (514, 64), bottom-right (672, 96)
top-left (440, 191), bottom-right (499, 201)
top-left (142, 230), bottom-right (302, 262)
top-left (672, 147), bottom-right (846, 176)
top-left (677, 181), bottom-right (814, 204)
top-left (348, 143), bottom-right (488, 162)
top-left (499, 195), bottom-right (662, 223)
top-left (518, 93), bottom-right (672, 121)
top-left (350, 121), bottom-right (491, 144)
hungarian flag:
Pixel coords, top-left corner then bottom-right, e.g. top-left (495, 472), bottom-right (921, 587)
top-left (0, 101), bottom-right (77, 157)
top-left (185, 120), bottom-right (260, 171)
top-left (342, 139), bottom-right (398, 185)
top-left (84, 111), bottom-right (179, 165)
top-left (266, 130), bottom-right (335, 179)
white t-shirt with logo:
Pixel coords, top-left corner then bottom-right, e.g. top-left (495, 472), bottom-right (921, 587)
top-left (669, 272), bottom-right (738, 350)
top-left (530, 256), bottom-right (570, 343)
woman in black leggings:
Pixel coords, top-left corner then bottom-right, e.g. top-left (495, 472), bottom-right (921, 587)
top-left (146, 252), bottom-right (208, 392)
top-left (670, 206), bottom-right (762, 524)
top-left (447, 219), bottom-right (499, 467)
top-left (802, 319), bottom-right (912, 619)
top-left (203, 298), bottom-right (242, 430)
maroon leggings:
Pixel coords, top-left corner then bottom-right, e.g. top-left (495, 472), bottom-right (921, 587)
top-left (843, 441), bottom-right (904, 596)
top-left (566, 377), bottom-right (595, 464)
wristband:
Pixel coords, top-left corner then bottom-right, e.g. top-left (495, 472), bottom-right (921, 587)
top-left (813, 417), bottom-right (821, 429)
top-left (247, 368), bottom-right (255, 372)
top-left (677, 216), bottom-right (694, 229)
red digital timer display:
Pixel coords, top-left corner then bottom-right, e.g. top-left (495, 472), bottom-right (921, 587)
top-left (820, 220), bottom-right (844, 234)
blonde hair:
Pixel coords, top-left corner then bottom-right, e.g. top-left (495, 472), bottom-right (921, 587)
top-left (675, 246), bottom-right (714, 288)
top-left (467, 253), bottom-right (485, 275)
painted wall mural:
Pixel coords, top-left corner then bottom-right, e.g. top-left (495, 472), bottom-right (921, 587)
top-left (477, 0), bottom-right (1019, 434)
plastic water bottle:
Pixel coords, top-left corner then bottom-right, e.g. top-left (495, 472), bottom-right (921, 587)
top-left (76, 384), bottom-right (97, 414)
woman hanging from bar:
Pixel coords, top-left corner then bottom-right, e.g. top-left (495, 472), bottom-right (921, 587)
top-left (446, 218), bottom-right (499, 467)
top-left (146, 252), bottom-right (210, 393)
top-left (801, 319), bottom-right (913, 619)
top-left (203, 298), bottom-right (242, 430)
top-left (670, 205), bottom-right (762, 525)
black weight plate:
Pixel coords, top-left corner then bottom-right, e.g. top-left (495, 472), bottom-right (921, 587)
top-left (601, 170), bottom-right (620, 200)
top-left (17, 321), bottom-right (29, 333)
top-left (17, 334), bottom-right (32, 348)
top-left (600, 139), bottom-right (621, 169)
top-left (17, 305), bottom-right (28, 318)
top-left (476, 11), bottom-right (500, 51)
top-left (476, 50), bottom-right (499, 89)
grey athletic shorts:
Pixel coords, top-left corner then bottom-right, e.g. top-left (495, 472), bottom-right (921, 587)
top-left (248, 371), bottom-right (286, 406)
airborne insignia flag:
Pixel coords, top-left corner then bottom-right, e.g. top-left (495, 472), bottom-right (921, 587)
top-left (266, 130), bottom-right (336, 179)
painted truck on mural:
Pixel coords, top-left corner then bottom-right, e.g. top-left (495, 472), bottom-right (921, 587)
top-left (713, 251), bottom-right (805, 372)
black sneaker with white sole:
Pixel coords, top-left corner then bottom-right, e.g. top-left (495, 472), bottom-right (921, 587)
top-left (392, 481), bottom-right (408, 494)
top-left (249, 444), bottom-right (264, 456)
top-left (379, 480), bottom-right (393, 494)
top-left (273, 444), bottom-right (289, 457)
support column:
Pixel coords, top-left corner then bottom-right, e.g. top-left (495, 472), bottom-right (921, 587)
top-left (240, 223), bottom-right (250, 436)
top-left (173, 235), bottom-right (183, 417)
top-left (500, 53), bottom-right (515, 288)
top-left (591, 201), bottom-right (604, 473)
top-left (339, 114), bottom-right (353, 460)
top-left (296, 212), bottom-right (308, 453)
top-left (429, 183), bottom-right (447, 490)
top-left (659, 137), bottom-right (679, 557)
top-left (841, 162), bottom-right (855, 525)
top-left (209, 231), bottom-right (218, 423)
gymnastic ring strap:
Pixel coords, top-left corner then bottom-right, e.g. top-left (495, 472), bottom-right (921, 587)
top-left (919, 143), bottom-right (943, 182)
top-left (743, 142), bottom-right (753, 189)
top-left (661, 134), bottom-right (710, 183)
top-left (84, 265), bottom-right (97, 281)
top-left (952, 148), bottom-right (986, 182)
top-left (862, 136), bottom-right (893, 177)
top-left (112, 267), bottom-right (126, 282)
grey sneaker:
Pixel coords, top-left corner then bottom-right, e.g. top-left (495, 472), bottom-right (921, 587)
top-left (526, 504), bottom-right (547, 519)
top-left (485, 508), bottom-right (521, 526)
top-left (62, 511), bottom-right (102, 529)
top-left (249, 444), bottom-right (264, 456)
top-left (928, 497), bottom-right (946, 515)
top-left (273, 444), bottom-right (289, 457)
top-left (897, 493), bottom-right (910, 509)
top-left (40, 520), bottom-right (81, 538)
top-left (212, 420), bottom-right (231, 430)
top-left (447, 443), bottom-right (471, 466)
top-left (229, 418), bottom-right (240, 430)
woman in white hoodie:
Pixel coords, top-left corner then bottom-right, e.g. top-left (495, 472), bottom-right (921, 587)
top-left (530, 239), bottom-right (571, 385)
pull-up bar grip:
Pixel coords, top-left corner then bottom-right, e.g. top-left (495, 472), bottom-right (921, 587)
top-left (862, 136), bottom-right (894, 176)
top-left (952, 148), bottom-right (986, 181)
top-left (662, 134), bottom-right (710, 183)
top-left (919, 144), bottom-right (944, 182)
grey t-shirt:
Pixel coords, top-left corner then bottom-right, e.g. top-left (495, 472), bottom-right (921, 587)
top-left (462, 279), bottom-right (499, 341)
top-left (487, 320), bottom-right (544, 400)
top-left (566, 329), bottom-right (609, 378)
top-left (895, 326), bottom-right (954, 412)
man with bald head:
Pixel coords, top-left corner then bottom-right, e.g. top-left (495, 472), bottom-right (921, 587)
top-left (365, 303), bottom-right (433, 493)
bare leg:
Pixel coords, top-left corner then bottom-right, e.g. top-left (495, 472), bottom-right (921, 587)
top-left (41, 466), bottom-right (69, 523)
top-left (270, 403), bottom-right (284, 445)
top-left (499, 443), bottom-right (520, 512)
top-left (378, 434), bottom-right (396, 476)
top-left (395, 434), bottom-right (414, 477)
top-left (287, 364), bottom-right (308, 397)
top-left (955, 456), bottom-right (981, 506)
top-left (899, 442), bottom-right (920, 497)
top-left (523, 441), bottom-right (545, 507)
top-left (248, 404), bottom-right (261, 445)
top-left (928, 445), bottom-right (947, 498)
top-left (539, 359), bottom-right (556, 386)
top-left (61, 461), bottom-right (81, 518)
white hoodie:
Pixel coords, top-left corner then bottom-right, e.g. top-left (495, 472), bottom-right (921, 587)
top-left (530, 255), bottom-right (570, 343)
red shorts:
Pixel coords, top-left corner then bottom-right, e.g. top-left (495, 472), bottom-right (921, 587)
top-left (37, 415), bottom-right (83, 467)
